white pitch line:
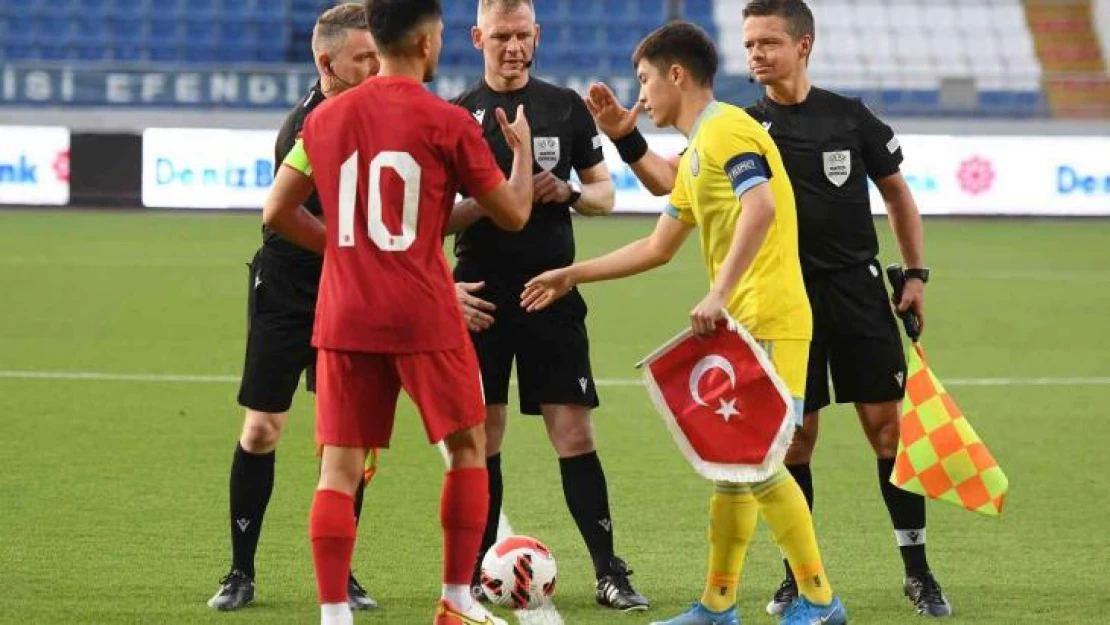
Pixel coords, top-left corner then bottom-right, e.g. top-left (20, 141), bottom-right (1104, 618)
top-left (1, 369), bottom-right (1110, 388)
top-left (434, 443), bottom-right (565, 625)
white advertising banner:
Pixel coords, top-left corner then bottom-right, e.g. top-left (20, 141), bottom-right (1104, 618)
top-left (0, 126), bottom-right (70, 206)
top-left (142, 128), bottom-right (278, 209)
top-left (140, 128), bottom-right (1110, 215)
top-left (886, 135), bottom-right (1110, 216)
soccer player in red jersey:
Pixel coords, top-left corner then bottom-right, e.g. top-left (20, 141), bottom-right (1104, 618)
top-left (261, 0), bottom-right (534, 622)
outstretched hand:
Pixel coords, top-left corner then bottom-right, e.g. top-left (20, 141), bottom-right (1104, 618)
top-left (520, 268), bottom-right (575, 312)
top-left (584, 82), bottom-right (644, 140)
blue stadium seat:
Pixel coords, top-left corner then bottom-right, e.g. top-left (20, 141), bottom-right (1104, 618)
top-left (114, 0), bottom-right (148, 11)
top-left (3, 43), bottom-right (37, 61)
top-left (219, 20), bottom-right (255, 44)
top-left (182, 0), bottom-right (217, 14)
top-left (2, 16), bottom-right (35, 47)
top-left (76, 0), bottom-right (110, 13)
top-left (73, 43), bottom-right (107, 61)
top-left (684, 0), bottom-right (714, 20)
top-left (111, 16), bottom-right (144, 43)
top-left (149, 18), bottom-right (180, 42)
top-left (72, 17), bottom-right (108, 45)
top-left (255, 45), bottom-right (286, 64)
top-left (149, 43), bottom-right (180, 62)
top-left (110, 42), bottom-right (144, 62)
top-left (569, 0), bottom-right (600, 19)
top-left (634, 0), bottom-right (668, 21)
top-left (184, 18), bottom-right (219, 47)
top-left (445, 0), bottom-right (470, 20)
top-left (184, 44), bottom-right (218, 63)
top-left (40, 44), bottom-right (69, 61)
top-left (36, 14), bottom-right (72, 39)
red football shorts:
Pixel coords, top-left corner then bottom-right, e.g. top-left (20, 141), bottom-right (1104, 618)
top-left (315, 345), bottom-right (485, 448)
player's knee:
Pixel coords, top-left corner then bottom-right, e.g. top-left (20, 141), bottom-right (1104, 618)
top-left (786, 420), bottom-right (818, 463)
top-left (484, 405), bottom-right (508, 455)
top-left (444, 425), bottom-right (487, 468)
top-left (867, 419), bottom-right (900, 457)
top-left (550, 422), bottom-right (595, 457)
top-left (240, 410), bottom-right (287, 452)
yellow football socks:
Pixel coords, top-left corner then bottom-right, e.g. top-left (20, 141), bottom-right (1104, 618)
top-left (700, 482), bottom-right (758, 612)
top-left (754, 469), bottom-right (834, 605)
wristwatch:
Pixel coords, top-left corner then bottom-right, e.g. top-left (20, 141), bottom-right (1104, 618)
top-left (904, 267), bottom-right (930, 283)
top-left (566, 180), bottom-right (582, 206)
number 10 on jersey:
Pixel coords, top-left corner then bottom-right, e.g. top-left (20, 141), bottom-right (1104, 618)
top-left (338, 151), bottom-right (421, 252)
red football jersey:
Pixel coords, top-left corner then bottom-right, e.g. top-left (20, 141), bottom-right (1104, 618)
top-left (302, 76), bottom-right (505, 353)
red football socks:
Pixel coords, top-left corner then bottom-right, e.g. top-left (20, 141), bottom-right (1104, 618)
top-left (310, 489), bottom-right (356, 605)
top-left (441, 468), bottom-right (490, 585)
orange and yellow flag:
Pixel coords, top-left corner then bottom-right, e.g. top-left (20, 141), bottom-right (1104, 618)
top-left (891, 343), bottom-right (1009, 517)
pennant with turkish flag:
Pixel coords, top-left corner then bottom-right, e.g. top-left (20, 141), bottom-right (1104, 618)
top-left (637, 317), bottom-right (796, 483)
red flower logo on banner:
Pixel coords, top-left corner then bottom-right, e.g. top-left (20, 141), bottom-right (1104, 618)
top-left (53, 150), bottom-right (70, 183)
top-left (956, 156), bottom-right (994, 196)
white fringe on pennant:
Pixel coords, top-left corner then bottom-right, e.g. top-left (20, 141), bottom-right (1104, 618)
top-left (637, 316), bottom-right (797, 484)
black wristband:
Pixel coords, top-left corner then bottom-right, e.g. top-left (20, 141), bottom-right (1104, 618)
top-left (613, 128), bottom-right (648, 164)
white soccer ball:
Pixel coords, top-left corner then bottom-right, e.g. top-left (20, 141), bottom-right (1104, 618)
top-left (478, 535), bottom-right (558, 609)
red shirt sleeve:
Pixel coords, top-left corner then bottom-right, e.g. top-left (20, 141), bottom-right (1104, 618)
top-left (453, 110), bottom-right (505, 198)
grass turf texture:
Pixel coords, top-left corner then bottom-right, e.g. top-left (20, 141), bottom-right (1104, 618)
top-left (0, 211), bottom-right (1108, 624)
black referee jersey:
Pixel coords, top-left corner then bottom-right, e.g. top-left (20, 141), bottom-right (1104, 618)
top-left (746, 87), bottom-right (904, 274)
top-left (451, 77), bottom-right (605, 282)
top-left (264, 80), bottom-right (327, 266)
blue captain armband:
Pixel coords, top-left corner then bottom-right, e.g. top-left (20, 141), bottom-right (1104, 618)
top-left (724, 152), bottom-right (770, 198)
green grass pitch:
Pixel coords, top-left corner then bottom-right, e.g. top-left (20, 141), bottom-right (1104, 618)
top-left (0, 210), bottom-right (1108, 624)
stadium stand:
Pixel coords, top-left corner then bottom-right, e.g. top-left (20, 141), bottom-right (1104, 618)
top-left (0, 0), bottom-right (1106, 118)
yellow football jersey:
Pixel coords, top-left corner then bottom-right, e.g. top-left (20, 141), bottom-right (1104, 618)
top-left (666, 101), bottom-right (812, 341)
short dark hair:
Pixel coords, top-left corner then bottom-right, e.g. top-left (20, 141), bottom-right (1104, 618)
top-left (742, 0), bottom-right (816, 43)
top-left (632, 21), bottom-right (718, 87)
top-left (312, 3), bottom-right (368, 56)
top-left (364, 0), bottom-right (442, 54)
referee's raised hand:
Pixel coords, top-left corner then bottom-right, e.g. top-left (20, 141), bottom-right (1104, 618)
top-left (585, 82), bottom-right (643, 140)
top-left (495, 104), bottom-right (530, 151)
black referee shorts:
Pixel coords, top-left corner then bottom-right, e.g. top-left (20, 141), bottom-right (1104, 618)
top-left (236, 249), bottom-right (320, 414)
top-left (456, 270), bottom-right (599, 416)
top-left (803, 259), bottom-right (907, 415)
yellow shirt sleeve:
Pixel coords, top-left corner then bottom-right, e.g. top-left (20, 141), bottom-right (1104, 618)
top-left (702, 127), bottom-right (770, 199)
top-left (282, 138), bottom-right (313, 177)
top-left (663, 154), bottom-right (696, 225)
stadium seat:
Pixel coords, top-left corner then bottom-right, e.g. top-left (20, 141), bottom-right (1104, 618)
top-left (149, 42), bottom-right (180, 62)
top-left (110, 42), bottom-right (144, 62)
top-left (149, 18), bottom-right (180, 43)
top-left (72, 17), bottom-right (108, 45)
top-left (3, 43), bottom-right (36, 61)
top-left (111, 16), bottom-right (144, 43)
top-left (114, 0), bottom-right (148, 12)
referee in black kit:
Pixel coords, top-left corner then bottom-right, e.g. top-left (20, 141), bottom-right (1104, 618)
top-left (741, 1), bottom-right (952, 617)
top-left (447, 0), bottom-right (649, 612)
top-left (207, 3), bottom-right (381, 612)
top-left (584, 0), bottom-right (950, 618)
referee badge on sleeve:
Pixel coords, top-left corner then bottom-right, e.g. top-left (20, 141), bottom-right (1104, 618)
top-left (823, 150), bottom-right (851, 187)
top-left (534, 137), bottom-right (560, 171)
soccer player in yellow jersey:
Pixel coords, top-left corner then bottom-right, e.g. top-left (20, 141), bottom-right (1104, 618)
top-left (521, 22), bottom-right (846, 625)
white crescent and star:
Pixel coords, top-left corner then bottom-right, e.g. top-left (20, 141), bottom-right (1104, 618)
top-left (688, 354), bottom-right (742, 422)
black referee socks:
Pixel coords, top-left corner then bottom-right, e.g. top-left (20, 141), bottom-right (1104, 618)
top-left (879, 457), bottom-right (931, 576)
top-left (229, 443), bottom-right (276, 578)
top-left (559, 451), bottom-right (616, 578)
